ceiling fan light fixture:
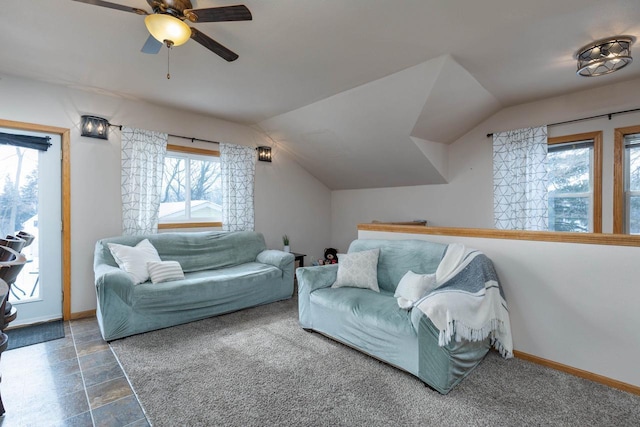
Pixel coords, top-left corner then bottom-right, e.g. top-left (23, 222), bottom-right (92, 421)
top-left (145, 14), bottom-right (191, 46)
top-left (576, 36), bottom-right (635, 77)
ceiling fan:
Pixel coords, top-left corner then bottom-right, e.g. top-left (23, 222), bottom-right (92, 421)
top-left (72, 0), bottom-right (252, 62)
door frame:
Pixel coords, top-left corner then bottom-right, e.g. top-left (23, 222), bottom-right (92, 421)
top-left (0, 118), bottom-right (71, 320)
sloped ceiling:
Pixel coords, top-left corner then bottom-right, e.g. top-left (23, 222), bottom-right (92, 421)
top-left (259, 56), bottom-right (500, 189)
top-left (411, 56), bottom-right (502, 144)
top-left (3, 1), bottom-right (640, 190)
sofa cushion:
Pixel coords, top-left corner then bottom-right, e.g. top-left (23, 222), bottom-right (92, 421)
top-left (394, 270), bottom-right (438, 309)
top-left (147, 260), bottom-right (185, 284)
top-left (331, 248), bottom-right (380, 292)
top-left (131, 262), bottom-right (282, 311)
top-left (96, 231), bottom-right (267, 273)
top-left (310, 287), bottom-right (415, 337)
top-left (107, 239), bottom-right (161, 284)
top-left (348, 239), bottom-right (447, 293)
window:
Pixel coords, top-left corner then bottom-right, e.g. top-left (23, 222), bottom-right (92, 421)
top-left (159, 144), bottom-right (222, 229)
top-left (614, 126), bottom-right (640, 234)
top-left (547, 132), bottom-right (602, 233)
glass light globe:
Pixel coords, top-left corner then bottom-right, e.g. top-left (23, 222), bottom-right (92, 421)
top-left (145, 14), bottom-right (191, 46)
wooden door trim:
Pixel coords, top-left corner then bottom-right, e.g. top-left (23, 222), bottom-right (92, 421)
top-left (0, 119), bottom-right (71, 320)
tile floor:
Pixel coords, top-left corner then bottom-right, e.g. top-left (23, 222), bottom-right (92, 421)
top-left (1, 317), bottom-right (149, 427)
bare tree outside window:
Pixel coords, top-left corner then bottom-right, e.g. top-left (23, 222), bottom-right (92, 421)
top-left (0, 147), bottom-right (38, 236)
top-left (626, 143), bottom-right (640, 234)
top-left (0, 145), bottom-right (40, 303)
top-left (160, 150), bottom-right (222, 223)
top-left (162, 157), bottom-right (186, 204)
top-left (547, 144), bottom-right (592, 232)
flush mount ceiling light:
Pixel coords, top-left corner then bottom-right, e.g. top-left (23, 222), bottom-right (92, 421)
top-left (576, 36), bottom-right (635, 77)
top-left (144, 13), bottom-right (191, 48)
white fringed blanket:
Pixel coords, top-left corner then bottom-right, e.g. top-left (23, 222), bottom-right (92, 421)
top-left (415, 244), bottom-right (513, 358)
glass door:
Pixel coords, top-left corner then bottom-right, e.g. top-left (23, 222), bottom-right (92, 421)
top-left (1, 128), bottom-right (62, 326)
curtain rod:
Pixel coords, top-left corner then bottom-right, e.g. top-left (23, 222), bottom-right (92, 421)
top-left (168, 134), bottom-right (220, 145)
top-left (106, 123), bottom-right (220, 145)
top-left (486, 107), bottom-right (640, 138)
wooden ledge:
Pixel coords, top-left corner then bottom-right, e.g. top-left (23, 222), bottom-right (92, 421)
top-left (357, 223), bottom-right (640, 247)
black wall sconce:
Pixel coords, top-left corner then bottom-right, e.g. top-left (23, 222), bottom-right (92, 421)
top-left (81, 115), bottom-right (111, 140)
top-left (257, 146), bottom-right (272, 162)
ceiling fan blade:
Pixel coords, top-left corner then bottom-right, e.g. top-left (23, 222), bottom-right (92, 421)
top-left (71, 0), bottom-right (148, 15)
top-left (184, 5), bottom-right (252, 23)
top-left (190, 27), bottom-right (239, 62)
top-left (141, 35), bottom-right (163, 54)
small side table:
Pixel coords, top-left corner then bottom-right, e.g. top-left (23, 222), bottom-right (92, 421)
top-left (291, 252), bottom-right (306, 268)
top-left (290, 253), bottom-right (306, 295)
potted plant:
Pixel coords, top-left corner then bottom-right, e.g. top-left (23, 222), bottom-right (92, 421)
top-left (282, 235), bottom-right (290, 252)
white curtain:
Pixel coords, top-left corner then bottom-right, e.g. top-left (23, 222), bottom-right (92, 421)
top-left (121, 127), bottom-right (168, 235)
top-left (220, 143), bottom-right (256, 231)
top-left (493, 126), bottom-right (548, 230)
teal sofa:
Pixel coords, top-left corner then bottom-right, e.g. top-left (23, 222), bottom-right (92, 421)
top-left (94, 231), bottom-right (294, 341)
top-left (296, 239), bottom-right (491, 394)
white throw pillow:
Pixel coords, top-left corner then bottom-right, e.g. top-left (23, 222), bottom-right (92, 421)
top-left (107, 239), bottom-right (161, 284)
top-left (394, 270), bottom-right (437, 309)
top-left (147, 260), bottom-right (185, 284)
top-left (331, 248), bottom-right (380, 292)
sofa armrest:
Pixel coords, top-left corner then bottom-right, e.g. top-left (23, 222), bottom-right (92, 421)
top-left (256, 250), bottom-right (294, 271)
top-left (94, 263), bottom-right (135, 305)
top-left (296, 265), bottom-right (338, 328)
top-left (296, 265), bottom-right (337, 293)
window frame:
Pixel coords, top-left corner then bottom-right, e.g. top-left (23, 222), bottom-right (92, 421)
top-left (548, 131), bottom-right (602, 233)
top-left (614, 125), bottom-right (640, 234)
top-left (158, 144), bottom-right (222, 230)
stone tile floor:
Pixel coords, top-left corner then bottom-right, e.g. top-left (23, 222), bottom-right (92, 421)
top-left (1, 318), bottom-right (149, 427)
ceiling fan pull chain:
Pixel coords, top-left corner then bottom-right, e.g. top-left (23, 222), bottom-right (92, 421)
top-left (167, 43), bottom-right (171, 79)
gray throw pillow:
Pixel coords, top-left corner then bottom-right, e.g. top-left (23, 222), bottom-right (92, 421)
top-left (331, 248), bottom-right (380, 292)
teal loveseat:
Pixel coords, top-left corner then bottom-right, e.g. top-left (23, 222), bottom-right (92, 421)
top-left (94, 231), bottom-right (294, 341)
top-left (296, 239), bottom-right (492, 394)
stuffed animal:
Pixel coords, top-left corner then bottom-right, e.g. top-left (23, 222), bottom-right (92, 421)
top-left (323, 248), bottom-right (338, 265)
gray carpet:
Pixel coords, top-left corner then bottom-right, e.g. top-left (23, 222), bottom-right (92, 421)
top-left (110, 298), bottom-right (640, 426)
top-left (6, 319), bottom-right (65, 350)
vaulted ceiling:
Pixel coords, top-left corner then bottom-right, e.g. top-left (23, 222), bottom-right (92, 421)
top-left (2, 1), bottom-right (640, 189)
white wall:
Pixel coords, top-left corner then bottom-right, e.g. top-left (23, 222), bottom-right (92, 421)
top-left (359, 229), bottom-right (640, 388)
top-left (0, 74), bottom-right (331, 315)
top-left (333, 76), bottom-right (640, 388)
top-left (254, 145), bottom-right (331, 260)
top-left (332, 77), bottom-right (640, 252)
